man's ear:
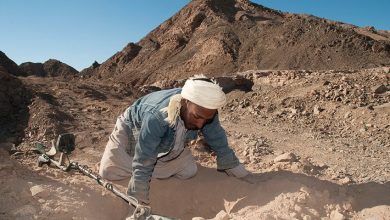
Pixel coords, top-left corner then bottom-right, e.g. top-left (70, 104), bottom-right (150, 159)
top-left (181, 99), bottom-right (190, 108)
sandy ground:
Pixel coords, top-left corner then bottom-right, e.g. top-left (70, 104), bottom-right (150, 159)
top-left (1, 67), bottom-right (389, 219)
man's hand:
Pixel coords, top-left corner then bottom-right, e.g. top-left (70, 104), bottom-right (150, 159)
top-left (131, 204), bottom-right (152, 220)
top-left (225, 164), bottom-right (250, 178)
top-left (126, 202), bottom-right (152, 220)
top-left (238, 173), bottom-right (257, 184)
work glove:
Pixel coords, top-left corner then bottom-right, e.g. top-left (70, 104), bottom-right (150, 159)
top-left (225, 164), bottom-right (259, 184)
top-left (225, 163), bottom-right (249, 178)
top-left (127, 203), bottom-right (152, 220)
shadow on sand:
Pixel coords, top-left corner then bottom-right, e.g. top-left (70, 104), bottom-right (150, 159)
top-left (114, 165), bottom-right (390, 219)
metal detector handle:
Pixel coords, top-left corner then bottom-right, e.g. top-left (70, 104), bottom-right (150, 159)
top-left (71, 162), bottom-right (139, 207)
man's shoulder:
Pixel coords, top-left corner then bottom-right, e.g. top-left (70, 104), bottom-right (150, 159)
top-left (130, 88), bottom-right (181, 128)
top-left (150, 88), bottom-right (182, 97)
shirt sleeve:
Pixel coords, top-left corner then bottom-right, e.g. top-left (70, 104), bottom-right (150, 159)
top-left (127, 111), bottom-right (166, 203)
top-left (201, 114), bottom-right (239, 170)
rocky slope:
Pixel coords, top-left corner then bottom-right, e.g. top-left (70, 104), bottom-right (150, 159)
top-left (0, 67), bottom-right (30, 143)
top-left (0, 66), bottom-right (388, 220)
top-left (0, 51), bottom-right (26, 76)
top-left (20, 59), bottom-right (79, 77)
top-left (85, 0), bottom-right (390, 87)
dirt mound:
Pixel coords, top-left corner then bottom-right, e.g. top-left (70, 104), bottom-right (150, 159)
top-left (20, 59), bottom-right (79, 77)
top-left (0, 51), bottom-right (26, 76)
top-left (86, 0), bottom-right (390, 87)
top-left (0, 67), bottom-right (30, 143)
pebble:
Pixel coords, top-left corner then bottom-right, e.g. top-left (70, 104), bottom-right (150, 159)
top-left (330, 210), bottom-right (345, 220)
top-left (344, 112), bottom-right (351, 119)
top-left (313, 105), bottom-right (324, 115)
top-left (340, 177), bottom-right (352, 184)
top-left (372, 84), bottom-right (388, 94)
top-left (274, 152), bottom-right (297, 163)
top-left (214, 210), bottom-right (230, 220)
top-left (30, 185), bottom-right (50, 198)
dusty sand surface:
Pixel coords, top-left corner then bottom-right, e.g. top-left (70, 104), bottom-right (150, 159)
top-left (1, 0), bottom-right (389, 218)
top-left (1, 67), bottom-right (389, 219)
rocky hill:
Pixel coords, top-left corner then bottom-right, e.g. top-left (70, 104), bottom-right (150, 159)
top-left (20, 59), bottom-right (79, 77)
top-left (85, 0), bottom-right (390, 87)
top-left (0, 51), bottom-right (26, 76)
top-left (0, 51), bottom-right (79, 77)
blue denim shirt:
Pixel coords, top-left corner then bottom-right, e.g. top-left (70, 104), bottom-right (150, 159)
top-left (124, 88), bottom-right (239, 201)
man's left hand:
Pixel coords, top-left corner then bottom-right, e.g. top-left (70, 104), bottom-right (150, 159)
top-left (225, 164), bottom-right (250, 178)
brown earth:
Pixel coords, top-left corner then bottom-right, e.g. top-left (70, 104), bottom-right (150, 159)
top-left (1, 0), bottom-right (390, 219)
top-left (1, 66), bottom-right (389, 219)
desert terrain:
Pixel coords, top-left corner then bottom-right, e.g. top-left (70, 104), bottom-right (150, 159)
top-left (1, 0), bottom-right (389, 219)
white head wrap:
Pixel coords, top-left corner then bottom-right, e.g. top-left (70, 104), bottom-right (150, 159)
top-left (160, 74), bottom-right (226, 127)
top-left (181, 75), bottom-right (226, 109)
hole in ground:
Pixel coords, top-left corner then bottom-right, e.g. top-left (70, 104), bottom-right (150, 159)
top-left (110, 167), bottom-right (390, 219)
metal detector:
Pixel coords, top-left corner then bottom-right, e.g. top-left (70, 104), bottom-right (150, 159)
top-left (35, 133), bottom-right (174, 220)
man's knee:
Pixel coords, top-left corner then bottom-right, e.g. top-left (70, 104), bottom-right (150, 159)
top-left (175, 163), bottom-right (198, 179)
top-left (99, 165), bottom-right (131, 181)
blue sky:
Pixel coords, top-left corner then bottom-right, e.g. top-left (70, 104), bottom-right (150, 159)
top-left (0, 0), bottom-right (389, 71)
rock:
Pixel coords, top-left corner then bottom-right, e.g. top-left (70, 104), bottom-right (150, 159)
top-left (30, 185), bottom-right (50, 198)
top-left (313, 105), bottom-right (324, 115)
top-left (344, 112), bottom-right (351, 119)
top-left (274, 152), bottom-right (297, 163)
top-left (330, 210), bottom-right (345, 220)
top-left (213, 210), bottom-right (230, 220)
top-left (340, 176), bottom-right (352, 184)
top-left (372, 85), bottom-right (388, 94)
top-left (359, 127), bottom-right (367, 133)
top-left (300, 186), bottom-right (312, 194)
top-left (382, 67), bottom-right (390, 73)
top-left (248, 140), bottom-right (257, 147)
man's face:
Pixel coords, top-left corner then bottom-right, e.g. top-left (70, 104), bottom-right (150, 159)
top-left (180, 99), bottom-right (217, 130)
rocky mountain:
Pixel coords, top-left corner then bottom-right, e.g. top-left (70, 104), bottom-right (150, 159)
top-left (0, 51), bottom-right (26, 76)
top-left (84, 0), bottom-right (390, 87)
top-left (20, 59), bottom-right (79, 77)
top-left (19, 62), bottom-right (45, 77)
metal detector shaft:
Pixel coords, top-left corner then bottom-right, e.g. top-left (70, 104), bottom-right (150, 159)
top-left (70, 162), bottom-right (139, 207)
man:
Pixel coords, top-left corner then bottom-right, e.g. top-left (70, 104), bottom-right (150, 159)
top-left (99, 75), bottom-right (250, 211)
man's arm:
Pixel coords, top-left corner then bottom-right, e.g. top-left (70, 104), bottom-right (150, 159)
top-left (127, 112), bottom-right (166, 204)
top-left (201, 114), bottom-right (240, 170)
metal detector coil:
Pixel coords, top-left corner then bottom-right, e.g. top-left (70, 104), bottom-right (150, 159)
top-left (56, 133), bottom-right (75, 153)
top-left (35, 133), bottom-right (174, 219)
